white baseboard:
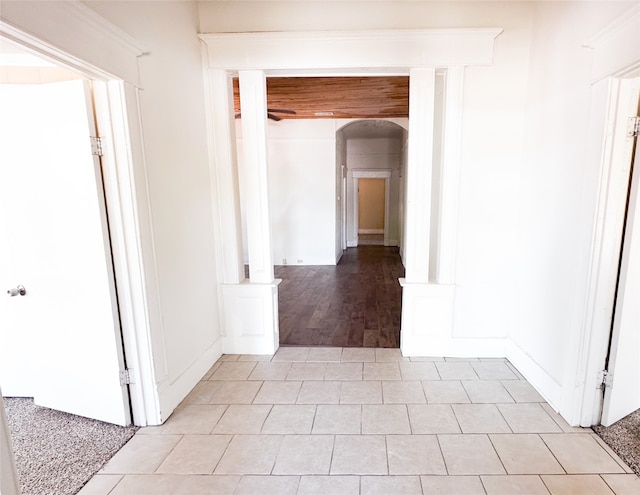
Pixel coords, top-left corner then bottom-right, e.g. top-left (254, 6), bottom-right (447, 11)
top-left (505, 340), bottom-right (562, 412)
top-left (156, 336), bottom-right (223, 424)
top-left (359, 229), bottom-right (384, 234)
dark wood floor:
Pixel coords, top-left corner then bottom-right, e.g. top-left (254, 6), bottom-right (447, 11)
top-left (276, 246), bottom-right (405, 348)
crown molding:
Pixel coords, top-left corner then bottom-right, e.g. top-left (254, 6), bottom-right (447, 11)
top-left (200, 28), bottom-right (503, 74)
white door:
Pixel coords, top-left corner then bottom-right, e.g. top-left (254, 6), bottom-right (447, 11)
top-left (0, 80), bottom-right (131, 426)
top-left (601, 125), bottom-right (640, 427)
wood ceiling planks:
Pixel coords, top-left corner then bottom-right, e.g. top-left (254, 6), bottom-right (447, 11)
top-left (233, 76), bottom-right (409, 120)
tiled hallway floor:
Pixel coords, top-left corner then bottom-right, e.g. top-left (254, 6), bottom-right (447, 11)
top-left (80, 348), bottom-right (640, 494)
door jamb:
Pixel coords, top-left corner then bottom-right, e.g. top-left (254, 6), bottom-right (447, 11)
top-left (573, 73), bottom-right (640, 427)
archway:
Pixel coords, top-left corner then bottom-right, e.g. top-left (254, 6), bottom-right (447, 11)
top-left (336, 119), bottom-right (407, 253)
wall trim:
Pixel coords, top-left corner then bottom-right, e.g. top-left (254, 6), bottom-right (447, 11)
top-left (200, 28), bottom-right (503, 74)
top-left (0, 1), bottom-right (147, 86)
top-left (157, 337), bottom-right (223, 423)
top-left (583, 3), bottom-right (640, 83)
top-left (506, 340), bottom-right (561, 408)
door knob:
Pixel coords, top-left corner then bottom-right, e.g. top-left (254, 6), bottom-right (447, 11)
top-left (7, 285), bottom-right (26, 297)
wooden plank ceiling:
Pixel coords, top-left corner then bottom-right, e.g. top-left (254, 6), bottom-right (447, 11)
top-left (233, 76), bottom-right (409, 120)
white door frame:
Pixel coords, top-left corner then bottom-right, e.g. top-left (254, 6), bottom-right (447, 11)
top-left (570, 4), bottom-right (640, 426)
top-left (352, 170), bottom-right (392, 246)
top-left (573, 73), bottom-right (640, 426)
top-left (0, 22), bottom-right (159, 427)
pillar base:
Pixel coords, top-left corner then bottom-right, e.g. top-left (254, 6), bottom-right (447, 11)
top-left (221, 279), bottom-right (281, 355)
top-left (399, 280), bottom-right (455, 356)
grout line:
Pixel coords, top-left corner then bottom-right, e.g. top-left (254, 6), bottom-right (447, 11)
top-left (486, 433), bottom-right (509, 476)
top-left (493, 403), bottom-right (514, 434)
top-left (537, 434), bottom-right (568, 474)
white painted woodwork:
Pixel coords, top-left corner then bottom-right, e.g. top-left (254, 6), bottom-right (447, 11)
top-left (0, 81), bottom-right (130, 425)
top-left (239, 70), bottom-right (275, 283)
top-left (574, 75), bottom-right (640, 426)
top-left (336, 131), bottom-right (346, 261)
top-left (583, 4), bottom-right (640, 83)
top-left (200, 29), bottom-right (503, 74)
top-left (436, 66), bottom-right (464, 285)
top-left (601, 128), bottom-right (640, 426)
top-left (221, 281), bottom-right (281, 355)
top-left (213, 70), bottom-right (282, 355)
top-left (92, 80), bottom-right (161, 426)
top-left (0, 1), bottom-right (147, 85)
top-left (404, 68), bottom-right (436, 284)
top-left (205, 69), bottom-right (244, 284)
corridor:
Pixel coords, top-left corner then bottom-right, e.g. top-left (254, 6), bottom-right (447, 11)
top-left (276, 247), bottom-right (404, 348)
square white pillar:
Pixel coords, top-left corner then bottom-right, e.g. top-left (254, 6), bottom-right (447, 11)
top-left (404, 68), bottom-right (436, 284)
top-left (238, 70), bottom-right (275, 284)
top-left (209, 70), bottom-right (280, 355)
top-left (401, 68), bottom-right (457, 356)
top-left (206, 69), bottom-right (244, 284)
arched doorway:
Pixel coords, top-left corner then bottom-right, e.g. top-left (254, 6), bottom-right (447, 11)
top-left (336, 119), bottom-right (407, 252)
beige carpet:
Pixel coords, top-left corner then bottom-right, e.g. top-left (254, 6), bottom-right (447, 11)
top-left (3, 397), bottom-right (137, 495)
top-left (593, 409), bottom-right (640, 477)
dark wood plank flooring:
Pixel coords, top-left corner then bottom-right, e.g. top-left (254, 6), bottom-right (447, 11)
top-left (276, 246), bottom-right (405, 348)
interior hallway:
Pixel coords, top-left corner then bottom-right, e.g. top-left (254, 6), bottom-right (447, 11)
top-left (80, 348), bottom-right (639, 494)
top-left (276, 246), bottom-right (404, 348)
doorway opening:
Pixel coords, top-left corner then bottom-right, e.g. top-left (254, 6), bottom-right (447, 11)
top-left (358, 178), bottom-right (386, 246)
top-left (0, 35), bottom-right (146, 426)
top-left (276, 246), bottom-right (405, 347)
top-left (276, 118), bottom-right (408, 348)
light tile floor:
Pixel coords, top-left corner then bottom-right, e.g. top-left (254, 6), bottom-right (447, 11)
top-left (79, 348), bottom-right (640, 495)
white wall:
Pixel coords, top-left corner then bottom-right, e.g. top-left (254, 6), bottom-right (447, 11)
top-left (87, 1), bottom-right (221, 418)
top-left (511, 1), bottom-right (637, 411)
top-left (237, 119), bottom-right (337, 266)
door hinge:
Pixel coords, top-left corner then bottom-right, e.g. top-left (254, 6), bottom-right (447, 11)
top-left (119, 368), bottom-right (134, 386)
top-left (597, 369), bottom-right (613, 389)
top-left (90, 136), bottom-right (103, 156)
top-left (627, 116), bottom-right (640, 138)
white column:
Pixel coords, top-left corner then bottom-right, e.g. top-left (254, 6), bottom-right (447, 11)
top-left (400, 67), bottom-right (456, 357)
top-left (404, 68), bottom-right (436, 283)
top-left (238, 70), bottom-right (274, 284)
top-left (217, 70), bottom-right (279, 355)
top-left (436, 66), bottom-right (464, 285)
top-left (207, 69), bottom-right (244, 284)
